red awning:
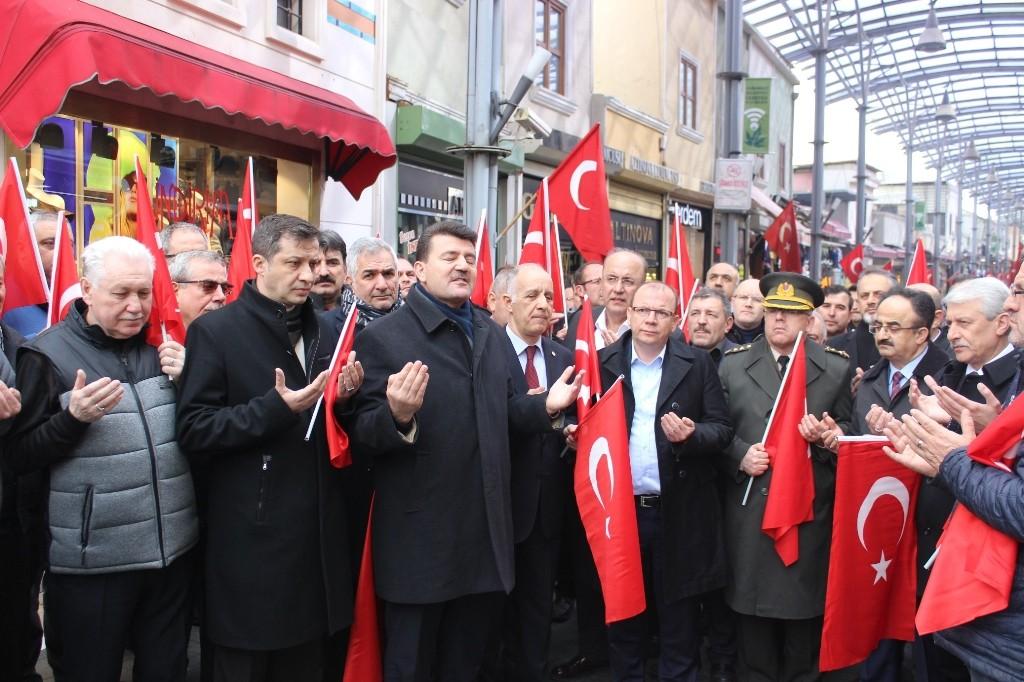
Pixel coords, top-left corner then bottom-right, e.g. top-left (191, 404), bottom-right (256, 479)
top-left (0, 0), bottom-right (395, 199)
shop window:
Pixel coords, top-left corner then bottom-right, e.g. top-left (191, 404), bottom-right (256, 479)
top-left (535, 0), bottom-right (566, 95)
top-left (277, 0), bottom-right (302, 34)
top-left (20, 115), bottom-right (311, 262)
top-left (679, 55), bottom-right (698, 131)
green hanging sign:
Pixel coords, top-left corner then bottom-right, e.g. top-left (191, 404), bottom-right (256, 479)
top-left (743, 78), bottom-right (772, 154)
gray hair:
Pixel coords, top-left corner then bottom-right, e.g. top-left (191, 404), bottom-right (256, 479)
top-left (506, 263), bottom-right (553, 299)
top-left (346, 237), bottom-right (396, 275)
top-left (691, 286), bottom-right (733, 317)
top-left (82, 236), bottom-right (155, 284)
top-left (29, 210), bottom-right (59, 231)
top-left (169, 249), bottom-right (226, 281)
top-left (159, 222), bottom-right (208, 254)
top-left (943, 277), bottom-right (1010, 320)
top-left (491, 265), bottom-right (517, 297)
top-left (857, 267), bottom-right (898, 290)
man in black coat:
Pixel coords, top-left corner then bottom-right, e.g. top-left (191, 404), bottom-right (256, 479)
top-left (497, 263), bottom-right (573, 680)
top-left (594, 281), bottom-right (733, 681)
top-left (831, 268), bottom-right (896, 375)
top-left (176, 215), bottom-right (363, 681)
top-left (345, 221), bottom-right (581, 681)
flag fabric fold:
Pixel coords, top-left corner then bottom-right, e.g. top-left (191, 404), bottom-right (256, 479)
top-left (573, 296), bottom-right (602, 420)
top-left (761, 333), bottom-right (814, 566)
top-left (764, 203), bottom-right (802, 273)
top-left (0, 157), bottom-right (50, 314)
top-left (519, 185), bottom-right (567, 314)
top-left (46, 211), bottom-right (80, 327)
top-left (915, 394), bottom-right (1024, 635)
top-left (820, 437), bottom-right (921, 670)
top-left (906, 239), bottom-right (931, 286)
top-left (574, 378), bottom-right (646, 623)
top-left (665, 209), bottom-right (697, 318)
top-left (323, 302), bottom-right (359, 468)
top-left (343, 496), bottom-right (382, 682)
top-left (840, 243), bottom-right (865, 284)
top-left (133, 158), bottom-right (186, 346)
top-left (470, 209), bottom-right (492, 309)
top-left (227, 157), bottom-right (258, 303)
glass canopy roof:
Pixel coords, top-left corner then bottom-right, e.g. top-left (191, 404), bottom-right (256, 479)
top-left (744, 0), bottom-right (1024, 213)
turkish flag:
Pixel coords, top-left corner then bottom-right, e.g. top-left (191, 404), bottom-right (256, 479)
top-left (519, 186), bottom-right (567, 314)
top-left (665, 209), bottom-right (698, 318)
top-left (573, 296), bottom-right (602, 421)
top-left (840, 243), bottom-right (865, 284)
top-left (915, 394), bottom-right (1024, 635)
top-left (528, 124), bottom-right (613, 262)
top-left (906, 239), bottom-right (930, 285)
top-left (883, 260), bottom-right (894, 272)
top-left (820, 437), bottom-right (921, 670)
top-left (227, 157), bottom-right (258, 303)
top-left (469, 209), bottom-right (492, 309)
top-left (761, 333), bottom-right (814, 566)
top-left (134, 158), bottom-right (186, 347)
top-left (343, 496), bottom-right (382, 682)
top-left (322, 302), bottom-right (358, 468)
top-left (46, 211), bottom-right (80, 327)
top-left (574, 378), bottom-right (645, 623)
top-left (0, 157), bottom-right (49, 314)
top-left (764, 203), bottom-right (802, 273)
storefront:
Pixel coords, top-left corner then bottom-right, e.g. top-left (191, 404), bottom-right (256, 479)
top-left (0, 0), bottom-right (395, 258)
top-left (668, 199), bottom-right (713, 276)
top-left (395, 162), bottom-right (464, 258)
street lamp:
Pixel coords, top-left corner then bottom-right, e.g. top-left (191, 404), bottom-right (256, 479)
top-left (935, 92), bottom-right (956, 123)
top-left (916, 6), bottom-right (947, 53)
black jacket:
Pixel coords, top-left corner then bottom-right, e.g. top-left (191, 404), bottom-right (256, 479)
top-left (344, 286), bottom-right (555, 604)
top-left (830, 321), bottom-right (879, 372)
top-left (599, 333), bottom-right (733, 602)
top-left (176, 282), bottom-right (352, 650)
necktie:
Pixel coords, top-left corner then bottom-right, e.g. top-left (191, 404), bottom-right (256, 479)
top-left (777, 355), bottom-right (790, 377)
top-left (524, 345), bottom-right (540, 390)
top-left (890, 370), bottom-right (904, 401)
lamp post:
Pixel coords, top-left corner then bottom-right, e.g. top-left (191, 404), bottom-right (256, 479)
top-left (932, 92), bottom-right (955, 288)
top-left (960, 140), bottom-right (980, 275)
top-left (985, 169), bottom-right (998, 275)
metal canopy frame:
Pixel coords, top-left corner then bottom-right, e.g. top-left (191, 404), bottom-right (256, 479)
top-left (744, 0), bottom-right (1024, 228)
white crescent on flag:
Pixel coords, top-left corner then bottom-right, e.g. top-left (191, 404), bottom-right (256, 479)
top-left (59, 283), bottom-right (83, 315)
top-left (569, 160), bottom-right (597, 211)
top-left (857, 476), bottom-right (911, 584)
top-left (588, 436), bottom-right (615, 539)
top-left (851, 257), bottom-right (863, 274)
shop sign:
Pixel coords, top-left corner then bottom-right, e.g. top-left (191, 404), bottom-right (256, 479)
top-left (611, 210), bottom-right (661, 269)
top-left (397, 163), bottom-right (464, 219)
top-left (628, 156), bottom-right (680, 186)
top-left (603, 146), bottom-right (625, 169)
top-left (714, 158), bottom-right (754, 212)
top-left (669, 201), bottom-right (712, 232)
top-left (743, 78), bottom-right (772, 154)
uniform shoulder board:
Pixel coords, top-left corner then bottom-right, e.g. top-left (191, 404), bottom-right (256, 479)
top-left (824, 346), bottom-right (849, 358)
top-left (725, 343), bottom-right (752, 355)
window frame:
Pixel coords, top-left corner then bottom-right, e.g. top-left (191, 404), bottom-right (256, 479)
top-left (678, 51), bottom-right (699, 133)
top-left (264, 0), bottom-right (324, 61)
top-left (535, 0), bottom-right (567, 96)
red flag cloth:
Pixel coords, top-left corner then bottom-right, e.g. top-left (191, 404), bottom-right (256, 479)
top-left (764, 203), bottom-right (802, 273)
top-left (820, 438), bottom-right (921, 670)
top-left (761, 334), bottom-right (814, 566)
top-left (470, 210), bottom-right (492, 308)
top-left (519, 191), bottom-right (567, 314)
top-left (46, 212), bottom-right (80, 327)
top-left (840, 243), bottom-right (865, 284)
top-left (343, 496), bottom-right (382, 682)
top-left (526, 124), bottom-right (613, 262)
top-left (574, 379), bottom-right (646, 623)
top-left (883, 260), bottom-right (894, 272)
top-left (665, 210), bottom-right (697, 318)
top-left (906, 239), bottom-right (931, 285)
top-left (573, 297), bottom-right (602, 421)
top-left (915, 394), bottom-right (1024, 635)
top-left (227, 158), bottom-right (258, 304)
top-left (133, 158), bottom-right (186, 347)
top-left (323, 302), bottom-right (359, 468)
top-left (0, 157), bottom-right (49, 313)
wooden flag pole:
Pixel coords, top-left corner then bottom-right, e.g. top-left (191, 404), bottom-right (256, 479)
top-left (495, 192), bottom-right (538, 242)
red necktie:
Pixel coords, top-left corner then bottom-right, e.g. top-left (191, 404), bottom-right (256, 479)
top-left (524, 345), bottom-right (540, 390)
top-left (890, 370), bottom-right (904, 401)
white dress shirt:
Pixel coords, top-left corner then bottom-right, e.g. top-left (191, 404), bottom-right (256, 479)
top-left (629, 343), bottom-right (666, 495)
top-left (506, 326), bottom-right (548, 389)
top-left (594, 309), bottom-right (630, 350)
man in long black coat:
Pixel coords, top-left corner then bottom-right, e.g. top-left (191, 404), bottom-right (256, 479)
top-left (176, 215), bottom-right (362, 681)
top-left (595, 281), bottom-right (733, 680)
top-left (345, 221), bottom-right (581, 681)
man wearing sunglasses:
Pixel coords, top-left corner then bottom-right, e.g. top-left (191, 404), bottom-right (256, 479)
top-left (171, 250), bottom-right (231, 328)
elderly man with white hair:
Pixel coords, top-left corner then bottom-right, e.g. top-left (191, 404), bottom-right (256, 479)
top-left (170, 249), bottom-right (230, 328)
top-left (4, 236), bottom-right (198, 681)
top-left (324, 236), bottom-right (402, 336)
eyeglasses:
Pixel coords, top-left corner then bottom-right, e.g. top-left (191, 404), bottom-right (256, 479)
top-left (1012, 287), bottom-right (1024, 297)
top-left (579, 277), bottom-right (602, 287)
top-left (630, 306), bottom-right (675, 321)
top-left (868, 323), bottom-right (925, 335)
top-left (176, 280), bottom-right (234, 296)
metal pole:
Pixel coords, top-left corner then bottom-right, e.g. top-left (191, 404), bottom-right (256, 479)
top-left (934, 130), bottom-right (944, 289)
top-left (855, 99), bottom-right (868, 248)
top-left (810, 42), bottom-right (827, 280)
top-left (955, 160), bottom-right (964, 277)
top-left (486, 0), bottom-right (502, 244)
top-left (721, 0), bottom-right (744, 269)
top-left (971, 163), bottom-right (979, 275)
top-left (464, 0), bottom-right (495, 232)
top-left (985, 174), bottom-right (993, 275)
top-left (904, 116), bottom-right (915, 273)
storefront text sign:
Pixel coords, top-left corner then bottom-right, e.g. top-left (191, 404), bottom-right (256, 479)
top-left (714, 159), bottom-right (754, 212)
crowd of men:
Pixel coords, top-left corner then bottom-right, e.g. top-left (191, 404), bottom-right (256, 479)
top-left (1, 211), bottom-right (1024, 682)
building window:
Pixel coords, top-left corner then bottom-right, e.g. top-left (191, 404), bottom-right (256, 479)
top-left (778, 142), bottom-right (787, 190)
top-left (679, 56), bottom-right (697, 130)
top-left (277, 0), bottom-right (302, 34)
top-left (535, 0), bottom-right (566, 95)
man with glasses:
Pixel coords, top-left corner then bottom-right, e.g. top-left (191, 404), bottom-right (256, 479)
top-left (727, 279), bottom-right (764, 344)
top-left (573, 262), bottom-right (604, 306)
top-left (831, 268), bottom-right (896, 373)
top-left (171, 250), bottom-right (230, 328)
top-left (591, 281), bottom-right (731, 681)
top-left (718, 273), bottom-right (851, 681)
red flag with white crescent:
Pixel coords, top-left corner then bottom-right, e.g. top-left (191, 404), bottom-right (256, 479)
top-left (470, 209), bottom-right (492, 308)
top-left (46, 211), bottom-right (81, 327)
top-left (134, 158), bottom-right (186, 346)
top-left (574, 378), bottom-right (646, 623)
top-left (840, 243), bottom-right (865, 284)
top-left (764, 203), bottom-right (802, 273)
top-left (820, 437), bottom-right (920, 670)
top-left (227, 157), bottom-right (257, 303)
top-left (573, 296), bottom-right (602, 420)
top-left (0, 157), bottom-right (50, 314)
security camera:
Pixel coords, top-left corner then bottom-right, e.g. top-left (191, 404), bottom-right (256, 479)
top-left (513, 107), bottom-right (553, 139)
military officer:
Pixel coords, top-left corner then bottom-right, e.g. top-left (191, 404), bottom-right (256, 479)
top-left (717, 273), bottom-right (852, 682)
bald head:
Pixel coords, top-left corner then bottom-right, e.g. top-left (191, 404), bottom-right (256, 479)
top-left (601, 249), bottom-right (647, 322)
top-left (908, 282), bottom-right (944, 333)
top-left (707, 262), bottom-right (740, 297)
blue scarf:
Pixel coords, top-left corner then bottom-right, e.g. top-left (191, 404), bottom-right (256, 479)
top-left (416, 283), bottom-right (475, 341)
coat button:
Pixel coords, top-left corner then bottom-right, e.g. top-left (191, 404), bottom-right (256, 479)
top-left (760, 487), bottom-right (768, 496)
top-left (677, 470), bottom-right (687, 479)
